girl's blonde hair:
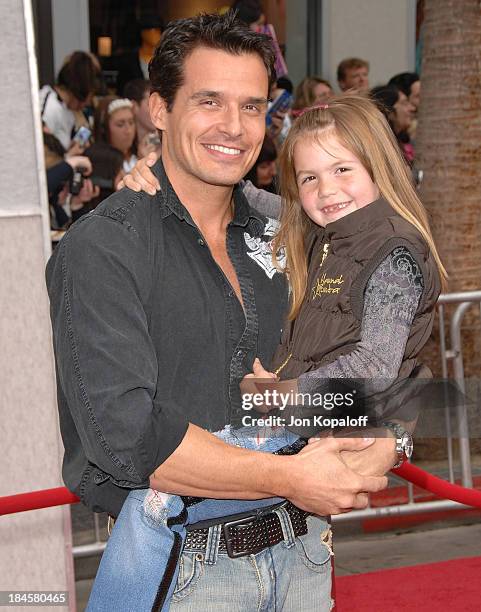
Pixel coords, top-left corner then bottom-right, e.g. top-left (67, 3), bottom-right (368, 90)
top-left (273, 94), bottom-right (447, 320)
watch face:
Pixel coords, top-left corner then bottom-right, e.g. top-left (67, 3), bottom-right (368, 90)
top-left (402, 432), bottom-right (413, 458)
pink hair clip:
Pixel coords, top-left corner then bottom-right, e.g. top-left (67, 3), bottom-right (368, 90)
top-left (292, 103), bottom-right (329, 118)
top-left (299, 103), bottom-right (329, 117)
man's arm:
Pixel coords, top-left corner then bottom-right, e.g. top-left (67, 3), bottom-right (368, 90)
top-left (47, 209), bottom-right (387, 514)
top-left (47, 213), bottom-right (189, 487)
top-left (150, 423), bottom-right (388, 515)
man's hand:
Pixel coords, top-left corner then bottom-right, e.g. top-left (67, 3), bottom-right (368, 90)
top-left (117, 152), bottom-right (160, 195)
top-left (66, 141), bottom-right (86, 157)
top-left (281, 436), bottom-right (388, 515)
top-left (309, 428), bottom-right (398, 477)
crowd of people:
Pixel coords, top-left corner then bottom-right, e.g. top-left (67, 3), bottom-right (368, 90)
top-left (42, 50), bottom-right (160, 230)
top-left (42, 8), bottom-right (421, 234)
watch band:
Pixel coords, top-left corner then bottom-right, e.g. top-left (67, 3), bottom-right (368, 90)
top-left (383, 421), bottom-right (413, 468)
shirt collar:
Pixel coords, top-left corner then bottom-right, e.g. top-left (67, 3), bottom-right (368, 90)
top-left (152, 159), bottom-right (266, 237)
top-left (325, 197), bottom-right (394, 241)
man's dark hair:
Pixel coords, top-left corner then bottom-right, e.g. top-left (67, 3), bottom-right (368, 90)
top-left (388, 72), bottom-right (419, 98)
top-left (123, 78), bottom-right (150, 102)
top-left (149, 12), bottom-right (276, 111)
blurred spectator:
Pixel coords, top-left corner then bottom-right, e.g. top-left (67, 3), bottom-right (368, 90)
top-left (94, 97), bottom-right (137, 172)
top-left (337, 57), bottom-right (369, 93)
top-left (244, 135), bottom-right (278, 194)
top-left (275, 76), bottom-right (293, 95)
top-left (371, 85), bottom-right (416, 163)
top-left (388, 72), bottom-right (420, 111)
top-left (71, 143), bottom-right (125, 219)
top-left (267, 77), bottom-right (294, 145)
top-left (388, 72), bottom-right (420, 143)
top-left (47, 155), bottom-right (98, 229)
top-left (123, 79), bottom-right (155, 141)
top-left (116, 15), bottom-right (164, 95)
top-left (43, 124), bottom-right (66, 169)
top-left (40, 51), bottom-right (98, 150)
top-left (123, 78), bottom-right (160, 157)
top-left (232, 1), bottom-right (288, 78)
top-left (292, 76), bottom-right (333, 115)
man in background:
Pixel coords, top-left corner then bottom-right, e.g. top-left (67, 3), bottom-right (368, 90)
top-left (337, 57), bottom-right (370, 93)
top-left (123, 78), bottom-right (156, 143)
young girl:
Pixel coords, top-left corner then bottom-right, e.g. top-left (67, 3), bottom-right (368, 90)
top-left (87, 95), bottom-right (445, 611)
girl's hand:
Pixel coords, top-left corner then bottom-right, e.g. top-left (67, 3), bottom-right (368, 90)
top-left (117, 152), bottom-right (160, 195)
top-left (240, 358), bottom-right (277, 413)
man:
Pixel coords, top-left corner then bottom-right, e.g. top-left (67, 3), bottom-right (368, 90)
top-left (116, 14), bottom-right (164, 95)
top-left (123, 78), bottom-right (156, 142)
top-left (47, 13), bottom-right (390, 610)
top-left (337, 57), bottom-right (370, 93)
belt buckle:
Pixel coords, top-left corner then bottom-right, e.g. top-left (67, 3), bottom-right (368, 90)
top-left (222, 513), bottom-right (266, 559)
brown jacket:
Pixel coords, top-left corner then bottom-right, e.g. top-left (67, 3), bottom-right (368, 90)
top-left (273, 199), bottom-right (441, 380)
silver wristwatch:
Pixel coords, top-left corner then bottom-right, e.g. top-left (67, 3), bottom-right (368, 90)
top-left (383, 421), bottom-right (413, 468)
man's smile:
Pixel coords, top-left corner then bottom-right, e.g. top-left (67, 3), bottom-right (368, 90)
top-left (203, 143), bottom-right (243, 157)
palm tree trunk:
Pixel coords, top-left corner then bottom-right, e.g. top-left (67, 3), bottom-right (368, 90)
top-left (417, 0), bottom-right (481, 379)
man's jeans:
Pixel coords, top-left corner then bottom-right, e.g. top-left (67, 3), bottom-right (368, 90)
top-left (87, 425), bottom-right (333, 611)
top-left (171, 513), bottom-right (333, 611)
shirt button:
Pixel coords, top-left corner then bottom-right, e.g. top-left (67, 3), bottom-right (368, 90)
top-left (236, 350), bottom-right (243, 358)
top-left (93, 471), bottom-right (107, 484)
top-left (197, 238), bottom-right (205, 246)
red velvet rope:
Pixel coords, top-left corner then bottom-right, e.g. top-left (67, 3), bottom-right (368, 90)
top-left (393, 462), bottom-right (481, 508)
top-left (0, 487), bottom-right (79, 516)
top-left (1, 464), bottom-right (481, 516)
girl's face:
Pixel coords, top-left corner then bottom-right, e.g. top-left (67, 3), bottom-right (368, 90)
top-left (294, 132), bottom-right (379, 227)
top-left (108, 108), bottom-right (136, 156)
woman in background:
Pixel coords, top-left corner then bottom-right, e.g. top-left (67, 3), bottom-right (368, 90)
top-left (291, 76), bottom-right (333, 116)
top-left (370, 85), bottom-right (416, 164)
top-left (94, 97), bottom-right (138, 173)
top-left (244, 135), bottom-right (278, 194)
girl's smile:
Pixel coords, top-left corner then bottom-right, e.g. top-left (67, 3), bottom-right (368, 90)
top-left (294, 132), bottom-right (379, 227)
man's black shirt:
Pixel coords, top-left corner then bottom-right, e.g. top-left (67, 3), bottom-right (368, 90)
top-left (46, 160), bottom-right (288, 516)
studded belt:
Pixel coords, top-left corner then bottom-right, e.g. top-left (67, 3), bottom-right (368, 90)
top-left (183, 502), bottom-right (310, 558)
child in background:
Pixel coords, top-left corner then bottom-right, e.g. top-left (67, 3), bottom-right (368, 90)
top-left (87, 95), bottom-right (445, 612)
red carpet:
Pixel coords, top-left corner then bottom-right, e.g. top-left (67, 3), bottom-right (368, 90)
top-left (335, 556), bottom-right (481, 611)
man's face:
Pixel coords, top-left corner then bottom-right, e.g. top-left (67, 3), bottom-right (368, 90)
top-left (150, 47), bottom-right (269, 188)
top-left (135, 90), bottom-right (155, 133)
top-left (339, 66), bottom-right (369, 93)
